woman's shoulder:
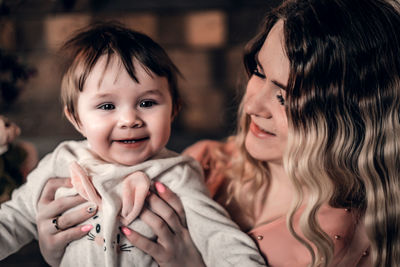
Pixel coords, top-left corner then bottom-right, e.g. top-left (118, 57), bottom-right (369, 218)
top-left (319, 206), bottom-right (371, 266)
top-left (318, 205), bottom-right (357, 236)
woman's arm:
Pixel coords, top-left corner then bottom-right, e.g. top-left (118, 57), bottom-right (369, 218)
top-left (182, 139), bottom-right (233, 197)
top-left (122, 181), bottom-right (205, 267)
top-left (37, 177), bottom-right (97, 267)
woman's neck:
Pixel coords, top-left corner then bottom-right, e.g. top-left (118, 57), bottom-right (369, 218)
top-left (218, 160), bottom-right (296, 232)
top-left (251, 161), bottom-right (294, 229)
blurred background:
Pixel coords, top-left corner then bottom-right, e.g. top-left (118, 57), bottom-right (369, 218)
top-left (0, 0), bottom-right (281, 265)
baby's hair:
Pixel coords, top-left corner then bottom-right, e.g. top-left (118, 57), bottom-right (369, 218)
top-left (60, 22), bottom-right (182, 124)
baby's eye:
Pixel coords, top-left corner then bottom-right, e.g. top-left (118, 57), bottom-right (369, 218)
top-left (139, 100), bottom-right (157, 108)
top-left (98, 103), bottom-right (115, 110)
top-left (253, 65), bottom-right (266, 79)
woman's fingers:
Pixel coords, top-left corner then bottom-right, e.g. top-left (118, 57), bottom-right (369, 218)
top-left (37, 177), bottom-right (98, 223)
top-left (37, 177), bottom-right (97, 267)
top-left (121, 226), bottom-right (160, 256)
top-left (56, 202), bottom-right (98, 230)
top-left (39, 177), bottom-right (72, 204)
top-left (39, 223), bottom-right (94, 266)
top-left (139, 207), bottom-right (175, 244)
top-left (121, 208), bottom-right (205, 267)
top-left (154, 182), bottom-right (187, 227)
top-left (55, 224), bottom-right (94, 244)
top-left (38, 198), bottom-right (97, 239)
top-left (146, 192), bottom-right (184, 234)
top-left (38, 194), bottom-right (87, 220)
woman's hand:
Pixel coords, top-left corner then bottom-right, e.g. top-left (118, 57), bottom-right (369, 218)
top-left (37, 177), bottom-right (98, 267)
top-left (121, 182), bottom-right (205, 267)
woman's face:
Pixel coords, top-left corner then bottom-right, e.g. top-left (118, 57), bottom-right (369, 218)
top-left (244, 20), bottom-right (289, 164)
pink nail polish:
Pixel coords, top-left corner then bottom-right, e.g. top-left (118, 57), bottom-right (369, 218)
top-left (155, 181), bottom-right (165, 193)
top-left (121, 226), bottom-right (132, 236)
top-left (81, 224), bottom-right (93, 232)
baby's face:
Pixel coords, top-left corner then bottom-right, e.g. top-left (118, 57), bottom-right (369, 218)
top-left (73, 56), bottom-right (173, 166)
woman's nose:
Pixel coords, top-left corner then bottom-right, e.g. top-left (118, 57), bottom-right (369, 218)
top-left (117, 109), bottom-right (144, 129)
top-left (244, 84), bottom-right (272, 118)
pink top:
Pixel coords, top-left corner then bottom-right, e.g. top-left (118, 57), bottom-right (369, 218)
top-left (183, 140), bottom-right (372, 267)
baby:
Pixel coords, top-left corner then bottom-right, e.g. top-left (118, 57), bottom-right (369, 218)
top-left (0, 23), bottom-right (265, 266)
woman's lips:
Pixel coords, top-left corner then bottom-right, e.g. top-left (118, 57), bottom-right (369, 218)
top-left (249, 121), bottom-right (275, 138)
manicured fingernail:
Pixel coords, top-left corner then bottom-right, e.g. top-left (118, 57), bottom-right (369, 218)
top-left (86, 203), bottom-right (97, 214)
top-left (155, 181), bottom-right (165, 193)
top-left (121, 226), bottom-right (131, 236)
top-left (81, 224), bottom-right (93, 232)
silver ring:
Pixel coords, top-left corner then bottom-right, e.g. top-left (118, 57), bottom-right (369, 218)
top-left (52, 216), bottom-right (60, 231)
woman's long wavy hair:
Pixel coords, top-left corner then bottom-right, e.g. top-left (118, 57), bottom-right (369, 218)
top-left (225, 0), bottom-right (400, 266)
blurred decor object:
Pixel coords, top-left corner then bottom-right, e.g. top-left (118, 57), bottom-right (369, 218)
top-left (0, 49), bottom-right (36, 111)
top-left (0, 115), bottom-right (37, 203)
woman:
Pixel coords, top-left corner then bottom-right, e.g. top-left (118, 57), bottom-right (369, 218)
top-left (36, 0), bottom-right (400, 266)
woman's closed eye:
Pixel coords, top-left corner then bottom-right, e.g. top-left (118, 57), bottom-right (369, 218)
top-left (253, 65), bottom-right (266, 79)
top-left (272, 82), bottom-right (286, 106)
top-left (277, 93), bottom-right (285, 106)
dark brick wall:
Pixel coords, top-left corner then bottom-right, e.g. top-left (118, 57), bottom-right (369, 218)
top-left (1, 0), bottom-right (281, 157)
